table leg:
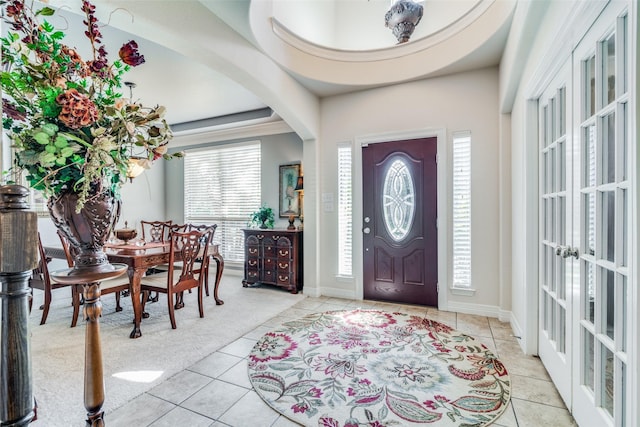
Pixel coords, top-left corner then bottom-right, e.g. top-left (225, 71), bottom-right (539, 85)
top-left (128, 268), bottom-right (145, 339)
top-left (83, 282), bottom-right (105, 426)
top-left (212, 254), bottom-right (224, 305)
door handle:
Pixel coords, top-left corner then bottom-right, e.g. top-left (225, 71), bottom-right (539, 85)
top-left (562, 246), bottom-right (579, 259)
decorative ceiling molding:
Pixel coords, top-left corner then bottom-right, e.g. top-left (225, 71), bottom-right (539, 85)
top-left (270, 0), bottom-right (494, 63)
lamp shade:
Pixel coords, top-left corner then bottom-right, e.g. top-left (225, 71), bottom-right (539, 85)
top-left (126, 157), bottom-right (147, 181)
top-left (294, 176), bottom-right (304, 191)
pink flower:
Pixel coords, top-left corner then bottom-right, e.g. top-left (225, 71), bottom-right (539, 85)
top-left (291, 403), bottom-right (308, 414)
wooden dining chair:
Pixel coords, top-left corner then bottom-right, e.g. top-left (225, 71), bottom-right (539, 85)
top-left (140, 229), bottom-right (212, 329)
top-left (187, 223), bottom-right (217, 297)
top-left (29, 233), bottom-right (82, 327)
top-left (140, 220), bottom-right (173, 244)
top-left (57, 230), bottom-right (130, 324)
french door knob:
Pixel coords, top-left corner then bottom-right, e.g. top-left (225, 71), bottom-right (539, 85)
top-left (562, 247), bottom-right (579, 259)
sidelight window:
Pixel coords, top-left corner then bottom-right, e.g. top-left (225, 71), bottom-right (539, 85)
top-left (452, 132), bottom-right (471, 288)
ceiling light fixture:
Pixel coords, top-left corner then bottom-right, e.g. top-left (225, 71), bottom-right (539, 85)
top-left (124, 81), bottom-right (148, 182)
top-left (385, 0), bottom-right (424, 44)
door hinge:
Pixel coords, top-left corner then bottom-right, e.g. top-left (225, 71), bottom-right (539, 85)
top-left (435, 154), bottom-right (439, 163)
top-left (437, 282), bottom-right (440, 293)
top-left (435, 218), bottom-right (438, 228)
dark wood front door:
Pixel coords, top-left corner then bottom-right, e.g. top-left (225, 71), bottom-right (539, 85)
top-left (362, 137), bottom-right (438, 306)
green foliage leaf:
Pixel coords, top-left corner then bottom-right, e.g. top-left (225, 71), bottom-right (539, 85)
top-left (34, 132), bottom-right (50, 145)
top-left (36, 7), bottom-right (56, 17)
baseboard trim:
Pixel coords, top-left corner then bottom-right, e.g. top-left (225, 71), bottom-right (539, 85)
top-left (319, 287), bottom-right (357, 300)
top-left (447, 300), bottom-right (503, 319)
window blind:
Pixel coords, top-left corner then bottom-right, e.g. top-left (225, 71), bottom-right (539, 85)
top-left (337, 144), bottom-right (353, 276)
top-left (452, 133), bottom-right (471, 287)
top-left (184, 142), bottom-right (261, 263)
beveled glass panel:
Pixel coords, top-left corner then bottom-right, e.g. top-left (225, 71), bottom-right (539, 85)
top-left (602, 113), bottom-right (615, 184)
top-left (601, 191), bottom-right (615, 262)
top-left (601, 344), bottom-right (614, 416)
top-left (601, 267), bottom-right (615, 340)
top-left (585, 55), bottom-right (596, 118)
top-left (382, 158), bottom-right (415, 241)
top-left (584, 328), bottom-right (595, 391)
top-left (585, 261), bottom-right (595, 323)
top-left (584, 125), bottom-right (596, 188)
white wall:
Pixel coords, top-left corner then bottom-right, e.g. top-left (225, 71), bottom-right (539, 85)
top-left (317, 67), bottom-right (503, 312)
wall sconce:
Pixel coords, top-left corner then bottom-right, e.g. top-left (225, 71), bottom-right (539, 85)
top-left (295, 175), bottom-right (304, 230)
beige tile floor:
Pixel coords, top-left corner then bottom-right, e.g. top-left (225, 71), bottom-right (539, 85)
top-left (106, 295), bottom-right (577, 427)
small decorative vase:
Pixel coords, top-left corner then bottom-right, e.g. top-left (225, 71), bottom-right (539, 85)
top-left (287, 215), bottom-right (296, 230)
top-left (260, 220), bottom-right (268, 229)
top-left (385, 0), bottom-right (423, 44)
top-left (47, 185), bottom-right (122, 276)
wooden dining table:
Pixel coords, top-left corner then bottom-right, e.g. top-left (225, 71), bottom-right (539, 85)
top-left (102, 242), bottom-right (224, 338)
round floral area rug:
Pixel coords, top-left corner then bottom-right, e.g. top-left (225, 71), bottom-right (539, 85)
top-left (248, 310), bottom-right (511, 426)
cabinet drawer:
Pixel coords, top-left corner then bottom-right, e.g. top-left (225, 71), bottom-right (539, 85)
top-left (277, 247), bottom-right (291, 258)
top-left (264, 258), bottom-right (276, 270)
top-left (277, 273), bottom-right (291, 286)
top-left (246, 270), bottom-right (259, 281)
top-left (263, 245), bottom-right (276, 257)
top-left (247, 259), bottom-right (259, 268)
top-left (247, 246), bottom-right (259, 256)
top-left (277, 261), bottom-right (291, 271)
top-left (262, 270), bottom-right (276, 283)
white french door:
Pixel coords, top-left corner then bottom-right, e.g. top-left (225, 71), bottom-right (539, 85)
top-left (538, 61), bottom-right (573, 408)
top-left (538, 2), bottom-right (632, 426)
top-left (571, 4), bottom-right (630, 426)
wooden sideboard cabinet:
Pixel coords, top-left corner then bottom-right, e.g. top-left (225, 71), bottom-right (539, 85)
top-left (242, 229), bottom-right (303, 293)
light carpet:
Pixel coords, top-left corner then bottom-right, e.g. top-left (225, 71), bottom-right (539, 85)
top-left (27, 271), bottom-right (305, 426)
top-left (248, 309), bottom-right (511, 426)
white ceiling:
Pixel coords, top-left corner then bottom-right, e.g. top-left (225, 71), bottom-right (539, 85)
top-left (14, 0), bottom-right (516, 128)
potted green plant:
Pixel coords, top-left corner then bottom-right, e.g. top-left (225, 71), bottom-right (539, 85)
top-left (249, 204), bottom-right (275, 229)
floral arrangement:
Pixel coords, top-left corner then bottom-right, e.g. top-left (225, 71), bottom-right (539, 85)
top-left (1, 0), bottom-right (182, 209)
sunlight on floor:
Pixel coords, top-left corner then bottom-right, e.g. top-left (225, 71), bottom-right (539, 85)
top-left (112, 370), bottom-right (164, 383)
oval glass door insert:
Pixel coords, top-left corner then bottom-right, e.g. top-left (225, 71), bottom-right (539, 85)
top-left (382, 158), bottom-right (415, 241)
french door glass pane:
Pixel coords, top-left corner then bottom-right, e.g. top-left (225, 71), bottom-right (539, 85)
top-left (621, 275), bottom-right (627, 351)
top-left (550, 298), bottom-right (557, 341)
top-left (622, 103), bottom-right (628, 180)
top-left (551, 97), bottom-right (557, 141)
top-left (559, 141), bottom-right (566, 191)
top-left (602, 113), bottom-right (615, 184)
top-left (559, 305), bottom-right (566, 353)
top-left (585, 192), bottom-right (595, 256)
top-left (543, 291), bottom-right (549, 332)
top-left (601, 267), bottom-right (615, 340)
top-left (621, 189), bottom-right (628, 266)
top-left (543, 105), bottom-right (549, 147)
top-left (601, 191), bottom-right (615, 262)
top-left (603, 33), bottom-right (616, 105)
top-left (559, 196), bottom-right (566, 245)
top-left (601, 344), bottom-right (614, 416)
top-left (551, 198), bottom-right (557, 242)
top-left (585, 55), bottom-right (596, 118)
top-left (584, 328), bottom-right (595, 391)
top-left (550, 147), bottom-right (557, 192)
top-left (584, 125), bottom-right (596, 187)
top-left (559, 87), bottom-right (566, 137)
top-left (585, 261), bottom-right (595, 323)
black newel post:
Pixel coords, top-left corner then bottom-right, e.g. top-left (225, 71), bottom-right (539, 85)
top-left (0, 185), bottom-right (38, 426)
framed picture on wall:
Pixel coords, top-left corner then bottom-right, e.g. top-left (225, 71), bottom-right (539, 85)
top-left (279, 163), bottom-right (301, 218)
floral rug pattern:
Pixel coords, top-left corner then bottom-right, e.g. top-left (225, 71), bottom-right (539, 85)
top-left (248, 310), bottom-right (511, 426)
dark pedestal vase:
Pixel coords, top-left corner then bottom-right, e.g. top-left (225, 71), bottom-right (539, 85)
top-left (47, 187), bottom-right (121, 278)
